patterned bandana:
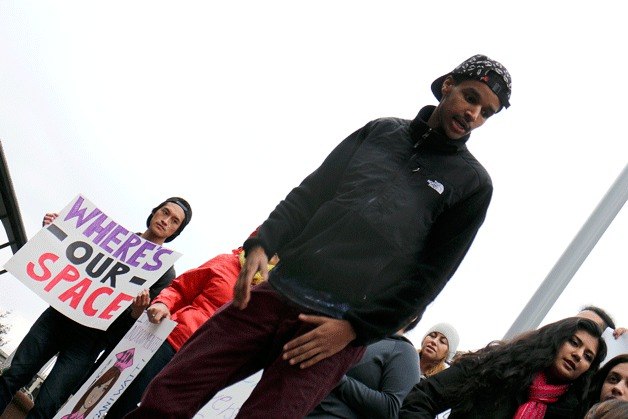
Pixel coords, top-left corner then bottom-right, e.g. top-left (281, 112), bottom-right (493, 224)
top-left (431, 54), bottom-right (512, 110)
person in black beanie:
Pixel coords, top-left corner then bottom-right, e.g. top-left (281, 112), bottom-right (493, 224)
top-left (145, 197), bottom-right (192, 243)
top-left (0, 197), bottom-right (191, 419)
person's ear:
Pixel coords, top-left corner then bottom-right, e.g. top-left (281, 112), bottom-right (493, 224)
top-left (441, 76), bottom-right (455, 96)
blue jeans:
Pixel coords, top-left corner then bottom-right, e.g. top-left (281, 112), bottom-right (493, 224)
top-left (0, 307), bottom-right (103, 419)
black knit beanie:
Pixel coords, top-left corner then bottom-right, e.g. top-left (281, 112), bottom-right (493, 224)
top-left (146, 197), bottom-right (192, 243)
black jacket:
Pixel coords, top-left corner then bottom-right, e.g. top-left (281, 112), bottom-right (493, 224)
top-left (400, 362), bottom-right (584, 418)
top-left (245, 106), bottom-right (492, 345)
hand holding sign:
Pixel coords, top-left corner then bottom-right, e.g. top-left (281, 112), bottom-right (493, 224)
top-left (146, 302), bottom-right (171, 323)
top-left (131, 289), bottom-right (150, 319)
top-left (42, 212), bottom-right (59, 227)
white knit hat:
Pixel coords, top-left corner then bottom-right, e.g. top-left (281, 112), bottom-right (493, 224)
top-left (423, 322), bottom-right (460, 361)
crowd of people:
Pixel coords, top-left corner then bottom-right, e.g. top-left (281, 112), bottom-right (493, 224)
top-left (1, 54), bottom-right (626, 418)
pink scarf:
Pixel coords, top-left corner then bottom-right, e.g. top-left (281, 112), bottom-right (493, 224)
top-left (513, 371), bottom-right (570, 419)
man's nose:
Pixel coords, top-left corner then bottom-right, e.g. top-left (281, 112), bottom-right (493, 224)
top-left (465, 106), bottom-right (481, 122)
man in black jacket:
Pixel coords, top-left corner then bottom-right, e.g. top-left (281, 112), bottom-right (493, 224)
top-left (128, 54), bottom-right (512, 418)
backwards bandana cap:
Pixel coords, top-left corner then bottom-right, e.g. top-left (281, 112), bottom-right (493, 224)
top-left (431, 54), bottom-right (512, 110)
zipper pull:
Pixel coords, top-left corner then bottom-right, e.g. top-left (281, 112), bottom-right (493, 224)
top-left (414, 128), bottom-right (432, 149)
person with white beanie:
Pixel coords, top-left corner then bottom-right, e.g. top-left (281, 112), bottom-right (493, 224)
top-left (417, 322), bottom-right (459, 379)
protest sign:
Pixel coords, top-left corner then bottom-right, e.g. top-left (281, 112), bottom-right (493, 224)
top-left (601, 327), bottom-right (628, 367)
top-left (195, 371), bottom-right (261, 419)
top-left (54, 313), bottom-right (176, 419)
top-left (4, 194), bottom-right (181, 330)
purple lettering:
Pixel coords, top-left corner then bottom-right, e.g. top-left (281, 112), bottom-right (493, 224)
top-left (112, 234), bottom-right (142, 261)
top-left (82, 216), bottom-right (117, 245)
top-left (63, 196), bottom-right (103, 228)
top-left (126, 241), bottom-right (156, 267)
top-left (141, 247), bottom-right (173, 271)
top-left (99, 225), bottom-right (130, 253)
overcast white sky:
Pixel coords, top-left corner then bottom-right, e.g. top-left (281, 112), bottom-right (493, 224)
top-left (1, 1), bottom-right (626, 359)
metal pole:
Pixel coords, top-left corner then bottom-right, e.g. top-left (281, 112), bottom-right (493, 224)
top-left (503, 163), bottom-right (628, 340)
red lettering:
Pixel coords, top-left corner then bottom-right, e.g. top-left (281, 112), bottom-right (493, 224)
top-left (26, 253), bottom-right (59, 281)
top-left (84, 287), bottom-right (114, 316)
top-left (98, 293), bottom-right (133, 320)
top-left (58, 278), bottom-right (92, 309)
top-left (44, 264), bottom-right (80, 292)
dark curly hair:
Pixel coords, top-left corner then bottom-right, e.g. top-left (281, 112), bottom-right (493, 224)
top-left (450, 317), bottom-right (607, 416)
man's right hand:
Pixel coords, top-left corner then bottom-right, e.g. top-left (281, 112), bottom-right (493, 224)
top-left (233, 246), bottom-right (268, 310)
top-left (146, 302), bottom-right (171, 323)
top-left (42, 212), bottom-right (59, 226)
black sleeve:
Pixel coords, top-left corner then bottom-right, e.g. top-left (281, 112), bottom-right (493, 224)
top-left (243, 121), bottom-right (376, 258)
top-left (400, 363), bottom-right (467, 418)
top-left (148, 265), bottom-right (176, 301)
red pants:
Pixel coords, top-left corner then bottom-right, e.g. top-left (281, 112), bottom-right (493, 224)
top-left (125, 282), bottom-right (365, 419)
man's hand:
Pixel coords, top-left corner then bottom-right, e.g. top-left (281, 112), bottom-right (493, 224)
top-left (282, 314), bottom-right (357, 369)
top-left (130, 289), bottom-right (150, 319)
top-left (146, 302), bottom-right (171, 323)
top-left (233, 246), bottom-right (268, 309)
top-left (614, 327), bottom-right (627, 339)
top-left (42, 212), bottom-right (59, 227)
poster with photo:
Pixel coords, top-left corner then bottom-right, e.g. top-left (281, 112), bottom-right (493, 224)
top-left (54, 313), bottom-right (176, 419)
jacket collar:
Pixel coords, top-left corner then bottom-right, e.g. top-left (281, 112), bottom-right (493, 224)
top-left (409, 106), bottom-right (470, 152)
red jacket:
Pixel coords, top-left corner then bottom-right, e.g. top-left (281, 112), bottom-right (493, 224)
top-left (153, 249), bottom-right (241, 351)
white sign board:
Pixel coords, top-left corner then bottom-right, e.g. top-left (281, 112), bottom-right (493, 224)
top-left (4, 195), bottom-right (181, 330)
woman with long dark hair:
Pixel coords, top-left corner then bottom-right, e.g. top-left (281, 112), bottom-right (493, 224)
top-left (588, 354), bottom-right (628, 406)
top-left (400, 317), bottom-right (607, 418)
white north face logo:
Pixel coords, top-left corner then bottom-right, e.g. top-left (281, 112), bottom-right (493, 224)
top-left (427, 179), bottom-right (444, 194)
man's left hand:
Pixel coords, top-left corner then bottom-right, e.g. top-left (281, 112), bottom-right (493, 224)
top-left (282, 314), bottom-right (356, 369)
top-left (130, 289), bottom-right (150, 319)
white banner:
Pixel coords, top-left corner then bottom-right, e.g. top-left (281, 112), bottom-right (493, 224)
top-left (195, 372), bottom-right (261, 419)
top-left (54, 313), bottom-right (176, 419)
top-left (601, 327), bottom-right (628, 367)
top-left (4, 194), bottom-right (181, 330)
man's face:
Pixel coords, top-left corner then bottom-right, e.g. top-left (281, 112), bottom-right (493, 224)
top-left (601, 363), bottom-right (628, 402)
top-left (433, 77), bottom-right (501, 140)
top-left (149, 202), bottom-right (185, 241)
top-left (577, 310), bottom-right (607, 330)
